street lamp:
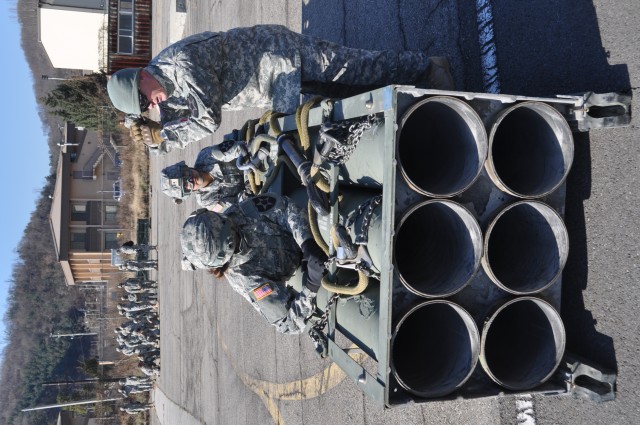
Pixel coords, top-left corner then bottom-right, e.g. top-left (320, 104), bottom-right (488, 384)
top-left (57, 142), bottom-right (80, 147)
top-left (42, 75), bottom-right (70, 81)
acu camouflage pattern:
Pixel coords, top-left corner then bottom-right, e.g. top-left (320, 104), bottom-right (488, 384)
top-left (180, 209), bottom-right (237, 269)
top-left (160, 140), bottom-right (250, 209)
top-left (192, 140), bottom-right (252, 210)
top-left (180, 193), bottom-right (316, 334)
top-left (146, 25), bottom-right (433, 153)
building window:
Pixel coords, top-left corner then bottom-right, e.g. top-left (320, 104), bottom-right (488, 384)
top-left (71, 204), bottom-right (88, 222)
top-left (104, 205), bottom-right (118, 223)
top-left (117, 1), bottom-right (135, 54)
top-left (71, 232), bottom-right (86, 250)
top-left (104, 232), bottom-right (120, 250)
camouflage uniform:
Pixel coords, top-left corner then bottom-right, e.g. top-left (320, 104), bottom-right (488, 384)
top-left (119, 259), bottom-right (158, 271)
top-left (181, 194), bottom-right (317, 335)
top-left (146, 25), bottom-right (435, 152)
top-left (118, 241), bottom-right (156, 256)
top-left (160, 139), bottom-right (251, 210)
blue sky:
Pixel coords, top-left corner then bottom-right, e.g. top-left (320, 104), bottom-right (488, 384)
top-left (0, 2), bottom-right (52, 357)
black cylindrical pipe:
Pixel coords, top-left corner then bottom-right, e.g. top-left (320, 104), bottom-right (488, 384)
top-left (480, 297), bottom-right (566, 390)
top-left (486, 101), bottom-right (574, 198)
top-left (482, 201), bottom-right (569, 295)
top-left (394, 200), bottom-right (482, 298)
top-left (397, 96), bottom-right (488, 197)
top-left (392, 300), bottom-right (479, 398)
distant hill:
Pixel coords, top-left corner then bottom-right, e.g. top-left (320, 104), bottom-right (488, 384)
top-left (0, 1), bottom-right (89, 424)
top-left (14, 0), bottom-right (84, 172)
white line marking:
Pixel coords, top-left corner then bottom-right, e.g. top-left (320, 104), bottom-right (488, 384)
top-left (515, 394), bottom-right (537, 425)
top-left (475, 0), bottom-right (501, 93)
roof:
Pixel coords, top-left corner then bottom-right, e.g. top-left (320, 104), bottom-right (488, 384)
top-left (49, 149), bottom-right (74, 286)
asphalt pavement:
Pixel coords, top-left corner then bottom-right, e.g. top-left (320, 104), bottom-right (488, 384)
top-left (147, 1), bottom-right (640, 424)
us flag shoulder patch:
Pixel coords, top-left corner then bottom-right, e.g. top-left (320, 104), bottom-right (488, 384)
top-left (253, 283), bottom-right (273, 300)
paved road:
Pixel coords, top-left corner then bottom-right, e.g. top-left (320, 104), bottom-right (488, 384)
top-left (147, 1), bottom-right (640, 424)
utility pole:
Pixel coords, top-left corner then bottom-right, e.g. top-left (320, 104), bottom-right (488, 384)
top-left (21, 397), bottom-right (122, 412)
top-left (50, 331), bottom-right (97, 339)
top-left (41, 75), bottom-right (70, 81)
top-left (41, 377), bottom-right (125, 387)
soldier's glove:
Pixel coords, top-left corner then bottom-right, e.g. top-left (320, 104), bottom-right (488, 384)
top-left (140, 121), bottom-right (164, 146)
top-left (301, 240), bottom-right (328, 293)
top-left (130, 119), bottom-right (164, 147)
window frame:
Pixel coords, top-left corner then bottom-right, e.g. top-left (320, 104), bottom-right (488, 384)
top-left (116, 0), bottom-right (135, 54)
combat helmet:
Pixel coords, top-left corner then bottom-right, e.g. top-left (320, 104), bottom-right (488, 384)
top-left (180, 209), bottom-right (238, 270)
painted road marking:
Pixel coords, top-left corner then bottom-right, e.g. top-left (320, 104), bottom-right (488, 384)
top-left (515, 394), bottom-right (537, 425)
top-left (476, 0), bottom-right (501, 93)
top-left (218, 326), bottom-right (364, 425)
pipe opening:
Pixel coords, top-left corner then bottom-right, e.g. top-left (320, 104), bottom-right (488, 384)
top-left (392, 301), bottom-right (479, 398)
top-left (484, 201), bottom-right (568, 294)
top-left (398, 97), bottom-right (487, 196)
top-left (395, 200), bottom-right (482, 297)
top-left (488, 102), bottom-right (574, 198)
top-left (480, 297), bottom-right (565, 390)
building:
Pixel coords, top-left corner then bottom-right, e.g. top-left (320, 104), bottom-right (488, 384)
top-left (49, 121), bottom-right (129, 286)
top-left (38, 0), bottom-right (152, 73)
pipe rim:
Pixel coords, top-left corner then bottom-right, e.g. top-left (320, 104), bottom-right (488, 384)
top-left (394, 199), bottom-right (483, 298)
top-left (391, 300), bottom-right (480, 398)
top-left (482, 200), bottom-right (569, 295)
top-left (479, 297), bottom-right (566, 390)
top-left (397, 96), bottom-right (488, 197)
top-left (486, 101), bottom-right (574, 198)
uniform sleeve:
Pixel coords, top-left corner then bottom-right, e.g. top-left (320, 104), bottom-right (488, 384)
top-left (272, 197), bottom-right (313, 246)
top-left (152, 42), bottom-right (225, 149)
top-left (226, 271), bottom-right (315, 336)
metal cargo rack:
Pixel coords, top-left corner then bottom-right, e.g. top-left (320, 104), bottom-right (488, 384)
top-left (237, 85), bottom-right (627, 407)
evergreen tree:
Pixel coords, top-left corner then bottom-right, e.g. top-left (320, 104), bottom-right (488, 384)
top-left (40, 72), bottom-right (119, 131)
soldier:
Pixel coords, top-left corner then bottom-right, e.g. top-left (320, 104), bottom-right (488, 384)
top-left (120, 402), bottom-right (153, 414)
top-left (119, 259), bottom-right (158, 271)
top-left (118, 385), bottom-right (151, 397)
top-left (121, 376), bottom-right (153, 387)
top-left (118, 278), bottom-right (157, 292)
top-left (122, 293), bottom-right (158, 303)
top-left (107, 24), bottom-right (453, 154)
top-left (117, 241), bottom-right (157, 256)
top-left (117, 302), bottom-right (156, 314)
top-left (160, 139), bottom-right (251, 211)
top-left (180, 193), bottom-right (328, 335)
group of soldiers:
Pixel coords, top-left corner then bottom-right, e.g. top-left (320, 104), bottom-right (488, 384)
top-left (103, 25), bottom-right (454, 416)
top-left (114, 276), bottom-right (160, 414)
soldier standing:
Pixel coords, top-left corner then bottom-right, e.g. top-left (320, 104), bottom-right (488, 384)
top-left (117, 241), bottom-right (157, 256)
top-left (119, 259), bottom-right (158, 271)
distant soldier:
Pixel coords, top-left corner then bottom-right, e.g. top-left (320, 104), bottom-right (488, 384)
top-left (118, 278), bottom-right (157, 293)
top-left (118, 385), bottom-right (151, 397)
top-left (140, 364), bottom-right (160, 378)
top-left (117, 303), bottom-right (156, 314)
top-left (121, 376), bottom-right (153, 387)
top-left (122, 293), bottom-right (157, 303)
top-left (181, 194), bottom-right (327, 335)
top-left (120, 402), bottom-right (153, 414)
top-left (117, 240), bottom-right (157, 256)
top-left (160, 140), bottom-right (251, 211)
top-left (119, 259), bottom-right (158, 271)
